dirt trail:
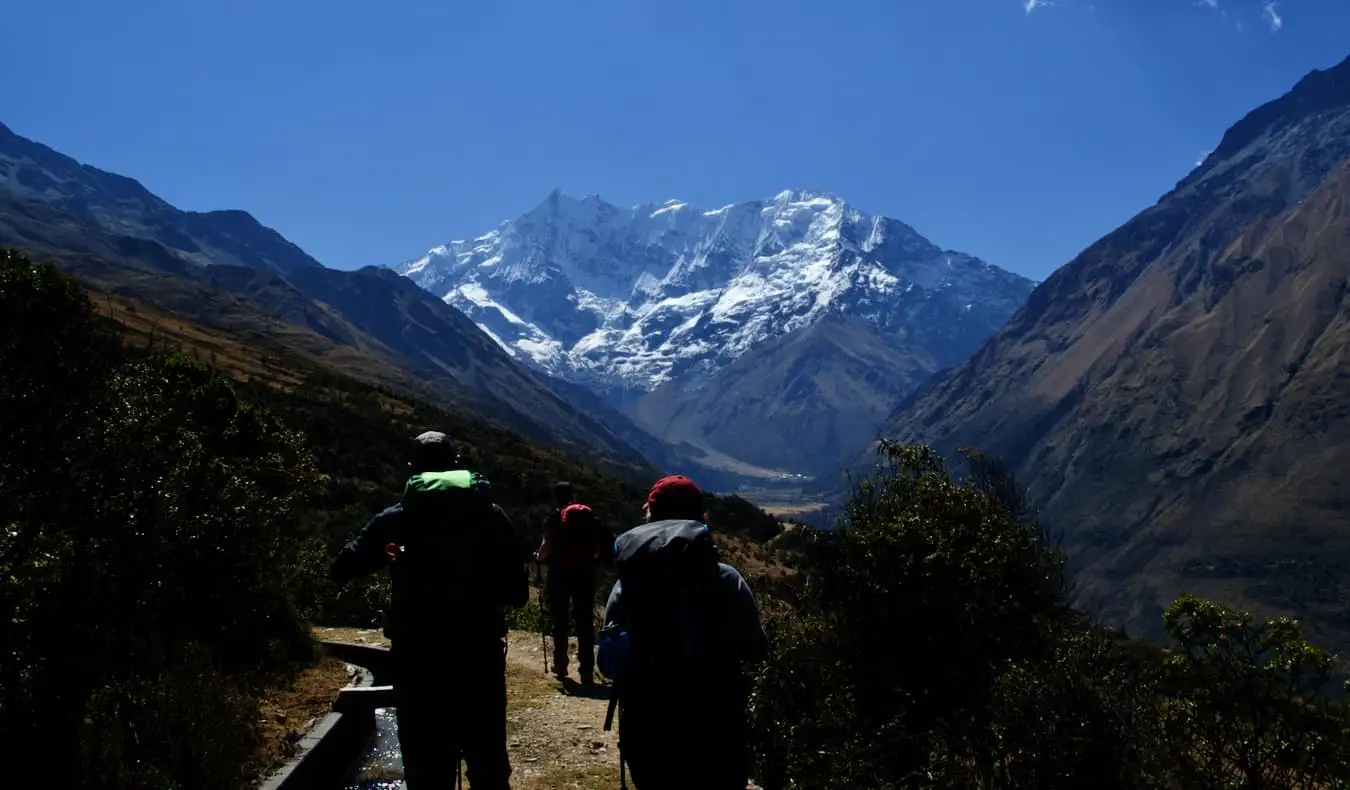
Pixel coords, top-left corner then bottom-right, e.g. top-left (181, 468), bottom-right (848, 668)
top-left (314, 627), bottom-right (619, 789)
top-left (503, 631), bottom-right (621, 789)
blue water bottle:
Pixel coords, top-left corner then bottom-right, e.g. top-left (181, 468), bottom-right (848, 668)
top-left (597, 623), bottom-right (630, 681)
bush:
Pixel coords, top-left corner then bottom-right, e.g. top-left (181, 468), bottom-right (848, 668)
top-left (747, 440), bottom-right (1350, 789)
top-left (0, 250), bottom-right (327, 789)
top-left (1160, 595), bottom-right (1350, 788)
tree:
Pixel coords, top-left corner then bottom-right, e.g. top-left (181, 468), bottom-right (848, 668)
top-left (748, 441), bottom-right (1079, 788)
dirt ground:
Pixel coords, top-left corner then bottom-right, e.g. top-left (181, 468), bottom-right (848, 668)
top-left (313, 626), bottom-right (620, 789)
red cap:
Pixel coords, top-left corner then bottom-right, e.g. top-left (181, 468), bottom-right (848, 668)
top-left (645, 475), bottom-right (705, 521)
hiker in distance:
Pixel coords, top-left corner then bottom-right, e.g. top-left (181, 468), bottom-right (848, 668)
top-left (598, 474), bottom-right (769, 790)
top-left (533, 480), bottom-right (612, 684)
top-left (330, 430), bottom-right (528, 790)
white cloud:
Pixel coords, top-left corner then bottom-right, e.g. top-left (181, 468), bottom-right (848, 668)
top-left (1262, 1), bottom-right (1283, 32)
top-left (1024, 0), bottom-right (1051, 13)
top-left (1196, 150), bottom-right (1213, 166)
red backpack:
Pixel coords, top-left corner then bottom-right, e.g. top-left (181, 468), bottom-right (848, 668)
top-left (550, 503), bottom-right (600, 570)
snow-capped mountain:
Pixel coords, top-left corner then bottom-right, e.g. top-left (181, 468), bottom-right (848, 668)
top-left (398, 189), bottom-right (1035, 402)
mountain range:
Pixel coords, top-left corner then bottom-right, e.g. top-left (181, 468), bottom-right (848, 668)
top-left (0, 120), bottom-right (677, 482)
top-left (874, 53), bottom-right (1350, 646)
top-left (397, 190), bottom-right (1035, 476)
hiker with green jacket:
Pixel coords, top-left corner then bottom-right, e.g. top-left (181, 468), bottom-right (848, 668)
top-left (598, 474), bottom-right (769, 790)
top-left (331, 430), bottom-right (528, 790)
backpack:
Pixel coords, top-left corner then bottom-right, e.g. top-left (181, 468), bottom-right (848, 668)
top-left (386, 469), bottom-right (505, 640)
top-left (549, 502), bottom-right (601, 570)
top-left (609, 520), bottom-right (731, 688)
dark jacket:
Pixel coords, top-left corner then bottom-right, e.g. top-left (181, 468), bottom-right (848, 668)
top-left (331, 469), bottom-right (529, 644)
top-left (600, 519), bottom-right (769, 781)
top-left (602, 520), bottom-right (768, 669)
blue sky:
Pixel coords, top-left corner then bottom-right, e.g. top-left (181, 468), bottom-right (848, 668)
top-left (3, 0), bottom-right (1348, 280)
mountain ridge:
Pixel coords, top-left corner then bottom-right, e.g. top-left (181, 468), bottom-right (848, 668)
top-left (0, 122), bottom-right (323, 276)
top-left (873, 52), bottom-right (1350, 647)
top-left (398, 188), bottom-right (1035, 395)
top-left (398, 188), bottom-right (1036, 476)
top-left (0, 121), bottom-right (684, 483)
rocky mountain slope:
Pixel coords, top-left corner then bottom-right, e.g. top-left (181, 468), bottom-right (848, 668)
top-left (0, 122), bottom-right (321, 277)
top-left (631, 311), bottom-right (938, 475)
top-left (0, 122), bottom-right (670, 481)
top-left (875, 54), bottom-right (1350, 647)
top-left (399, 189), bottom-right (1035, 475)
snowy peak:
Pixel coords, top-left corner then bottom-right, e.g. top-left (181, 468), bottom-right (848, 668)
top-left (397, 190), bottom-right (1035, 398)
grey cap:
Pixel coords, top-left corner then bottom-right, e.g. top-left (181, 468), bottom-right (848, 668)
top-left (412, 430), bottom-right (456, 469)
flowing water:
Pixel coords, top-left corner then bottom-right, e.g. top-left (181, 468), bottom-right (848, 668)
top-left (341, 707), bottom-right (403, 789)
top-left (340, 661), bottom-right (405, 790)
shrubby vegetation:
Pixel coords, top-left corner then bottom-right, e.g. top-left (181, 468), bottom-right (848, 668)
top-left (1, 250), bottom-right (326, 789)
top-left (747, 440), bottom-right (1350, 789)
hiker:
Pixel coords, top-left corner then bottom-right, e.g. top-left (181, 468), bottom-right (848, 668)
top-left (598, 474), bottom-right (769, 790)
top-left (330, 430), bottom-right (528, 790)
top-left (533, 481), bottom-right (610, 684)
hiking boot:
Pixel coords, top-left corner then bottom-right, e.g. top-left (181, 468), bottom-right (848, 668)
top-left (552, 664), bottom-right (568, 681)
top-left (579, 670), bottom-right (594, 686)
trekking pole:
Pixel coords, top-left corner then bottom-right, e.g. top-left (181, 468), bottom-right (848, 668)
top-left (534, 559), bottom-right (549, 674)
top-left (603, 681), bottom-right (627, 789)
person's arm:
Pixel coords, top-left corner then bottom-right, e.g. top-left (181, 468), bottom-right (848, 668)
top-left (595, 518), bottom-right (616, 565)
top-left (330, 505), bottom-right (402, 583)
top-left (601, 578), bottom-right (626, 628)
top-left (724, 565), bottom-right (770, 665)
top-left (493, 504), bottom-right (530, 608)
top-left (598, 579), bottom-right (629, 680)
top-left (535, 512), bottom-right (556, 563)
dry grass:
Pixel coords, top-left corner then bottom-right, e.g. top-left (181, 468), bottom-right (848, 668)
top-left (718, 531), bottom-right (797, 581)
top-left (314, 625), bottom-right (392, 648)
top-left (253, 653), bottom-right (354, 778)
top-left (93, 291), bottom-right (433, 401)
top-left (101, 294), bottom-right (304, 388)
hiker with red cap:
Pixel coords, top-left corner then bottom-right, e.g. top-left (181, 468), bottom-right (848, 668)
top-left (598, 474), bottom-right (769, 790)
top-left (534, 480), bottom-right (612, 684)
top-left (330, 430), bottom-right (528, 790)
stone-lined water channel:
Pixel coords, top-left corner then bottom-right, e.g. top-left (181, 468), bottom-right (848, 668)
top-left (340, 662), bottom-right (404, 790)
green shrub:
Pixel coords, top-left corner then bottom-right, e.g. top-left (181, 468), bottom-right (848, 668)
top-left (747, 440), bottom-right (1350, 789)
top-left (0, 250), bottom-right (326, 789)
top-left (1159, 594), bottom-right (1350, 788)
top-left (749, 441), bottom-right (1081, 788)
top-left (506, 597), bottom-right (546, 633)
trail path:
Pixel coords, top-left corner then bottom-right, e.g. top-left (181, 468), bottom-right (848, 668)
top-left (314, 627), bottom-right (619, 789)
top-left (502, 631), bottom-right (622, 789)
